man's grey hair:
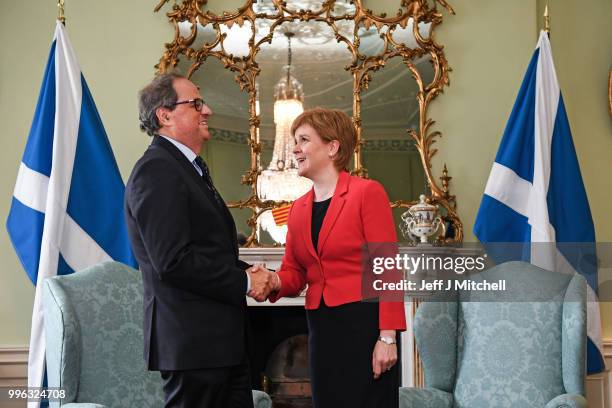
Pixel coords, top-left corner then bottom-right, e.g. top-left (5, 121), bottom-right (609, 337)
top-left (138, 73), bottom-right (185, 136)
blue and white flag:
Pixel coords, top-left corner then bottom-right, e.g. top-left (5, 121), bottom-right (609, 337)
top-left (474, 31), bottom-right (604, 374)
top-left (6, 22), bottom-right (137, 405)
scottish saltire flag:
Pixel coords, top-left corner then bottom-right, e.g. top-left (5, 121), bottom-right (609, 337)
top-left (474, 31), bottom-right (604, 374)
top-left (6, 22), bottom-right (137, 406)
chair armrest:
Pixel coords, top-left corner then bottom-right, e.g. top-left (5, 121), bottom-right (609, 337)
top-left (399, 387), bottom-right (453, 408)
top-left (252, 390), bottom-right (272, 408)
top-left (544, 394), bottom-right (588, 408)
top-left (61, 404), bottom-right (107, 408)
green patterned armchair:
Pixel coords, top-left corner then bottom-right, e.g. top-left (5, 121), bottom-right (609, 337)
top-left (43, 261), bottom-right (272, 408)
top-left (400, 261), bottom-right (588, 408)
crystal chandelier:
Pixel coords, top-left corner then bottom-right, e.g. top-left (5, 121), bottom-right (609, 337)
top-left (257, 32), bottom-right (313, 244)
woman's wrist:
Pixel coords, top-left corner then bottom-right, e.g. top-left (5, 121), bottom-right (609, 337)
top-left (272, 272), bottom-right (281, 292)
top-left (379, 329), bottom-right (396, 338)
top-left (378, 330), bottom-right (397, 345)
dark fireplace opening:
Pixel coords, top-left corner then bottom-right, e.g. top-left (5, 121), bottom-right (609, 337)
top-left (247, 306), bottom-right (312, 408)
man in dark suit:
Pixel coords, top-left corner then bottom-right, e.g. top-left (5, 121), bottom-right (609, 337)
top-left (125, 73), bottom-right (278, 408)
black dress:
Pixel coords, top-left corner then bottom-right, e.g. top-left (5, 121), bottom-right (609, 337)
top-left (307, 198), bottom-right (399, 408)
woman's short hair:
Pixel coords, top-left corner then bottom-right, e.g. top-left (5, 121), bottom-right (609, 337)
top-left (138, 72), bottom-right (185, 136)
top-left (290, 107), bottom-right (356, 170)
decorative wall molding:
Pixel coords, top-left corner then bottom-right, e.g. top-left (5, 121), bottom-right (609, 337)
top-left (2, 340), bottom-right (611, 402)
top-left (0, 347), bottom-right (28, 387)
top-left (604, 339), bottom-right (612, 358)
top-left (362, 139), bottom-right (418, 153)
top-left (209, 128), bottom-right (254, 146)
top-left (210, 128), bottom-right (418, 152)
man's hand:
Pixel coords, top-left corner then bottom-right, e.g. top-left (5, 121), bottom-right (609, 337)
top-left (247, 265), bottom-right (280, 302)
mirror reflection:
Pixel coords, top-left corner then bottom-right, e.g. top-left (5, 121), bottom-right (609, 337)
top-left (161, 0), bottom-right (459, 245)
top-left (330, 0), bottom-right (357, 17)
top-left (360, 0), bottom-right (405, 18)
top-left (357, 25), bottom-right (387, 58)
top-left (179, 19), bottom-right (252, 58)
top-left (391, 18), bottom-right (433, 47)
top-left (255, 22), bottom-right (353, 244)
top-left (361, 55), bottom-right (430, 239)
top-left (177, 56), bottom-right (253, 234)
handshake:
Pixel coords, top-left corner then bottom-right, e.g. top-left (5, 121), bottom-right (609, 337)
top-left (246, 264), bottom-right (281, 302)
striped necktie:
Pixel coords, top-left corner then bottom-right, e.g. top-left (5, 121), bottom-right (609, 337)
top-left (193, 156), bottom-right (224, 207)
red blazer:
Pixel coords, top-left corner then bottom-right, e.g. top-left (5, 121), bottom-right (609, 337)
top-left (269, 171), bottom-right (406, 330)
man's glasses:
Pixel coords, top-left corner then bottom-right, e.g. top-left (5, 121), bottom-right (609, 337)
top-left (172, 98), bottom-right (206, 111)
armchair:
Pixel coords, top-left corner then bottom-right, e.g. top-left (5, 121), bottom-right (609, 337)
top-left (43, 261), bottom-right (272, 408)
top-left (400, 261), bottom-right (588, 408)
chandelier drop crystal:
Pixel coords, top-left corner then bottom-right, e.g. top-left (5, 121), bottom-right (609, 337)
top-left (257, 32), bottom-right (313, 244)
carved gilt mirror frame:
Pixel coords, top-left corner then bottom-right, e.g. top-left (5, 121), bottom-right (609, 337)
top-left (154, 0), bottom-right (462, 246)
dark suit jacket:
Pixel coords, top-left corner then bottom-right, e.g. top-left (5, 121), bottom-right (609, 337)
top-left (124, 136), bottom-right (249, 371)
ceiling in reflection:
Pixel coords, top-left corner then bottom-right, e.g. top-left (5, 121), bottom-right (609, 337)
top-left (180, 6), bottom-right (434, 140)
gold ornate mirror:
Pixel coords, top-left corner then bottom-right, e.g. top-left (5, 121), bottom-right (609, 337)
top-left (154, 0), bottom-right (462, 246)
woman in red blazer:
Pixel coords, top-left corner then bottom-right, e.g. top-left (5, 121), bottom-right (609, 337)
top-left (257, 108), bottom-right (406, 407)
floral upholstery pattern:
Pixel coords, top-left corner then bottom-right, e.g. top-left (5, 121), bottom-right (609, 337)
top-left (413, 300), bottom-right (458, 392)
top-left (399, 387), bottom-right (453, 408)
top-left (400, 261), bottom-right (587, 408)
top-left (43, 261), bottom-right (271, 408)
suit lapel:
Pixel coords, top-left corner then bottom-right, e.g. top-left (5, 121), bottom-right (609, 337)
top-left (151, 136), bottom-right (238, 251)
top-left (316, 171), bottom-right (350, 254)
top-left (151, 136), bottom-right (212, 199)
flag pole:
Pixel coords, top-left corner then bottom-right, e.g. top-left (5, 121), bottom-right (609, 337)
top-left (58, 0), bottom-right (66, 25)
top-left (543, 3), bottom-right (550, 35)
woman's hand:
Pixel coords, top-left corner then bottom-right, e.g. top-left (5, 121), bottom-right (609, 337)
top-left (372, 330), bottom-right (397, 379)
top-left (246, 265), bottom-right (280, 302)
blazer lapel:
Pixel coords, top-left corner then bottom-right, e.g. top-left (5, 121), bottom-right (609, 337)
top-left (316, 171), bottom-right (350, 254)
top-left (151, 136), bottom-right (212, 199)
top-left (301, 189), bottom-right (318, 260)
top-left (151, 136), bottom-right (237, 249)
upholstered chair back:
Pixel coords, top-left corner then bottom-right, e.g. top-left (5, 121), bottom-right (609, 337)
top-left (413, 261), bottom-right (587, 408)
top-left (43, 261), bottom-right (165, 407)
